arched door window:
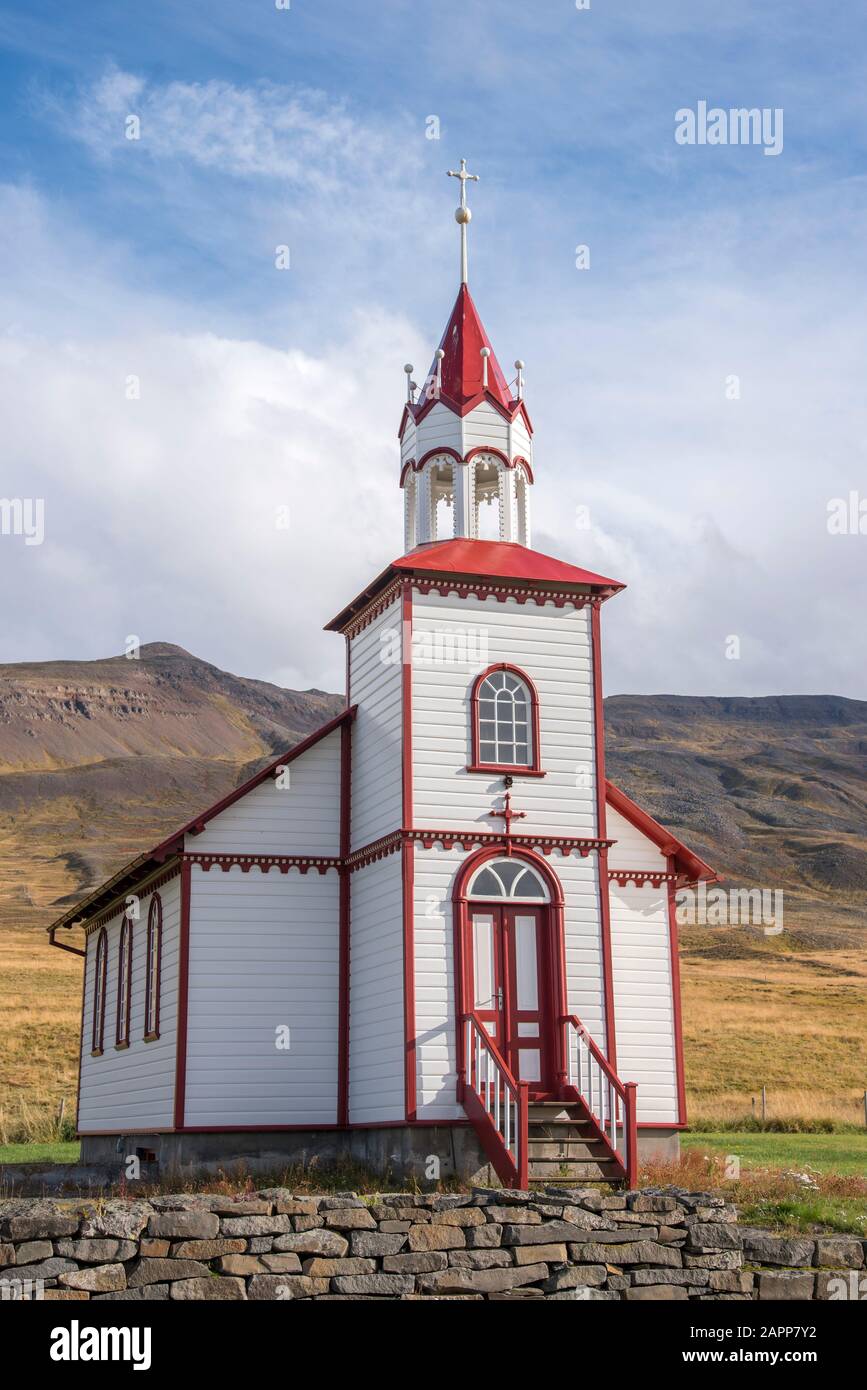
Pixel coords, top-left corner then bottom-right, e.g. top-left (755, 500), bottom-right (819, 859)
top-left (467, 858), bottom-right (550, 902)
top-left (469, 665), bottom-right (542, 774)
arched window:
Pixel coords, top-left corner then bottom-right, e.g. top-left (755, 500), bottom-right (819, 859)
top-left (144, 894), bottom-right (162, 1041)
top-left (404, 470), bottom-right (417, 551)
top-left (467, 858), bottom-right (550, 901)
top-left (429, 457), bottom-right (454, 540)
top-left (471, 454), bottom-right (502, 540)
top-left (115, 917), bottom-right (133, 1048)
top-left (91, 927), bottom-right (107, 1055)
top-left (515, 465), bottom-right (530, 546)
top-left (469, 665), bottom-right (543, 774)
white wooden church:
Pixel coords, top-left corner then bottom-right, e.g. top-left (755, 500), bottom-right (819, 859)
top-left (49, 164), bottom-right (716, 1187)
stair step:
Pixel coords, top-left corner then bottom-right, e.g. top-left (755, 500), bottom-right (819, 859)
top-left (527, 1139), bottom-right (608, 1161)
top-left (528, 1158), bottom-right (619, 1181)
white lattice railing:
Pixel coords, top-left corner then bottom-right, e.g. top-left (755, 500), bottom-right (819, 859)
top-left (563, 1014), bottom-right (637, 1186)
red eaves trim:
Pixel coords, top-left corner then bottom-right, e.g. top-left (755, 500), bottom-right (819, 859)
top-left (173, 862), bottom-right (191, 1130)
top-left (605, 780), bottom-right (718, 884)
top-left (667, 858), bottom-right (688, 1127)
top-left (325, 540), bottom-right (624, 634)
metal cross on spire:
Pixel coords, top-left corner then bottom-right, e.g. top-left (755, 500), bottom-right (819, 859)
top-left (447, 158), bottom-right (479, 285)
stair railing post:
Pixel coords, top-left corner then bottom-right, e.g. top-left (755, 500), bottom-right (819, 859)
top-left (517, 1081), bottom-right (530, 1189)
top-left (624, 1081), bottom-right (639, 1189)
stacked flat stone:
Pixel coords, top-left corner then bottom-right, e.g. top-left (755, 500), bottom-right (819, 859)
top-left (0, 1189), bottom-right (862, 1300)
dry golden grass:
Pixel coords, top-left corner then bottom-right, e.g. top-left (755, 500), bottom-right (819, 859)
top-left (680, 943), bottom-right (867, 1128)
top-left (0, 924), bottom-right (82, 1143)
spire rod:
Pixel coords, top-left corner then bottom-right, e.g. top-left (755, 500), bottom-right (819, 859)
top-left (447, 158), bottom-right (479, 285)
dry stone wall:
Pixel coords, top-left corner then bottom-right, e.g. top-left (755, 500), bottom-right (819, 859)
top-left (0, 1189), bottom-right (863, 1301)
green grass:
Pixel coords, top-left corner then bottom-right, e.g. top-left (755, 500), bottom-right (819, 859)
top-left (683, 1130), bottom-right (867, 1176)
top-left (738, 1197), bottom-right (867, 1237)
top-left (0, 1140), bottom-right (80, 1165)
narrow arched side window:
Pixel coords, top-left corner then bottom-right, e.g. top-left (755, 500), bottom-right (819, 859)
top-left (468, 664), bottom-right (543, 775)
top-left (144, 894), bottom-right (162, 1041)
top-left (115, 917), bottom-right (133, 1048)
top-left (91, 928), bottom-right (107, 1056)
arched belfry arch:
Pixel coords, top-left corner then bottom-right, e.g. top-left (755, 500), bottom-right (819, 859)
top-left (452, 845), bottom-right (568, 1099)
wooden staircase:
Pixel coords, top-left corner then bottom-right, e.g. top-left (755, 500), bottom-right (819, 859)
top-left (527, 1101), bottom-right (624, 1184)
top-left (461, 1011), bottom-right (638, 1190)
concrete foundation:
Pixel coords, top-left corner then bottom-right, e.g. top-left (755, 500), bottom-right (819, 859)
top-left (79, 1123), bottom-right (679, 1182)
top-left (636, 1128), bottom-right (681, 1162)
top-left (79, 1126), bottom-right (495, 1186)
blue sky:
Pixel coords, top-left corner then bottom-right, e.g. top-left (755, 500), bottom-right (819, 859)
top-left (1, 1), bottom-right (865, 696)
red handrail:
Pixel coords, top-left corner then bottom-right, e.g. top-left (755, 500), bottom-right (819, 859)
top-left (462, 1011), bottom-right (529, 1188)
top-left (560, 1013), bottom-right (638, 1189)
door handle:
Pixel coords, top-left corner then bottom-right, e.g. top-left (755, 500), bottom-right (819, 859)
top-left (497, 986), bottom-right (503, 1010)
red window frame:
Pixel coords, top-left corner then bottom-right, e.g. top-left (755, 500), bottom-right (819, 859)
top-left (91, 927), bottom-right (107, 1056)
top-left (467, 662), bottom-right (545, 776)
top-left (144, 893), bottom-right (162, 1041)
top-left (115, 916), bottom-right (133, 1048)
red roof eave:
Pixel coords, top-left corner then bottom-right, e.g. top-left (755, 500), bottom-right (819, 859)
top-left (325, 540), bottom-right (625, 632)
top-left (606, 780), bottom-right (718, 884)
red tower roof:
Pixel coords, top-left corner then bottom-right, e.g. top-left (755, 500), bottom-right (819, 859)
top-left (429, 284), bottom-right (513, 411)
top-left (326, 539), bottom-right (624, 632)
top-left (401, 284), bottom-right (531, 433)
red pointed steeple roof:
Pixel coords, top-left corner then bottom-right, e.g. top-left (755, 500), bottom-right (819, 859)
top-left (400, 283), bottom-right (531, 435)
top-left (430, 284), bottom-right (513, 411)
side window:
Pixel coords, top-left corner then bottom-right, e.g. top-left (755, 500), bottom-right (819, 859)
top-left (144, 894), bottom-right (162, 1041)
top-left (116, 917), bottom-right (133, 1047)
top-left (91, 928), bottom-right (107, 1055)
top-left (470, 665), bottom-right (540, 772)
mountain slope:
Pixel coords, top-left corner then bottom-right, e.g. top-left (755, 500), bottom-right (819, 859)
top-left (0, 643), bottom-right (343, 926)
top-left (605, 694), bottom-right (867, 938)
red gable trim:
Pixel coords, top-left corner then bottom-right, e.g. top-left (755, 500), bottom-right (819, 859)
top-left (46, 706), bottom-right (357, 934)
top-left (605, 780), bottom-right (717, 884)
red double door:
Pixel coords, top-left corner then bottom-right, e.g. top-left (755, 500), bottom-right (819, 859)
top-left (468, 904), bottom-right (554, 1095)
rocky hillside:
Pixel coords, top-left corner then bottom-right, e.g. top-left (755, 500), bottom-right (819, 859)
top-left (605, 694), bottom-right (867, 938)
top-left (0, 644), bottom-right (343, 929)
top-left (0, 647), bottom-right (864, 940)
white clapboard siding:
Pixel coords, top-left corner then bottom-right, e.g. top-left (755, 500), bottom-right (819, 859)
top-left (411, 590), bottom-right (596, 835)
top-left (78, 875), bottom-right (180, 1133)
top-left (349, 596), bottom-right (403, 848)
top-left (412, 844), bottom-right (463, 1121)
top-left (348, 853), bottom-right (405, 1123)
top-left (411, 845), bottom-right (607, 1118)
top-left (188, 729), bottom-right (341, 857)
top-left (606, 804), bottom-right (667, 872)
top-left (609, 880), bottom-right (679, 1125)
top-left (559, 854), bottom-right (609, 1054)
top-left (184, 865), bottom-right (339, 1126)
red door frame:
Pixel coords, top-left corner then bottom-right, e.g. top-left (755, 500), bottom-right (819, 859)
top-left (454, 846), bottom-right (568, 1102)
